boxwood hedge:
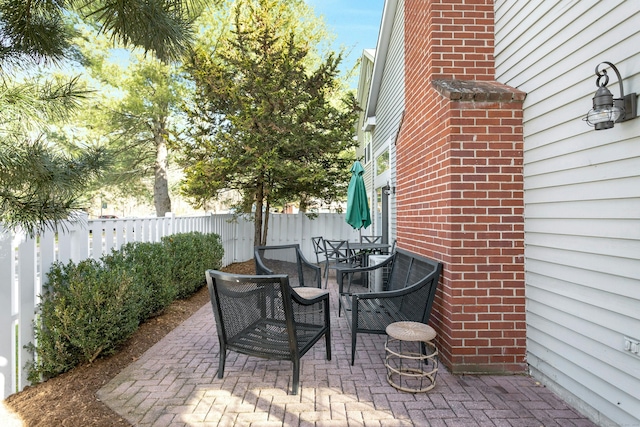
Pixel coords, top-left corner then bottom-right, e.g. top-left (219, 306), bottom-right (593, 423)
top-left (27, 232), bottom-right (224, 382)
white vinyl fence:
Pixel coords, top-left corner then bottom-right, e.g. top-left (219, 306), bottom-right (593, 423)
top-left (0, 211), bottom-right (360, 400)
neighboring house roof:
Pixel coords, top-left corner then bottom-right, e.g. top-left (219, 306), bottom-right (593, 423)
top-left (357, 49), bottom-right (376, 132)
top-left (363, 48), bottom-right (376, 61)
top-left (365, 0), bottom-right (398, 121)
top-left (356, 49), bottom-right (376, 106)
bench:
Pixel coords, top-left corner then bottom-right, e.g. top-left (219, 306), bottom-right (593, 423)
top-left (254, 244), bottom-right (322, 288)
top-left (336, 248), bottom-right (442, 365)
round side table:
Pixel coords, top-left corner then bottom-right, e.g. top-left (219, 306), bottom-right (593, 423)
top-left (385, 321), bottom-right (438, 393)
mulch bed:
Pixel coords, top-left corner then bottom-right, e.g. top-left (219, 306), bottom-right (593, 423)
top-left (5, 260), bottom-right (255, 427)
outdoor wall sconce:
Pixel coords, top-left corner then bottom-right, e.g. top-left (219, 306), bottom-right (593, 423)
top-left (585, 61), bottom-right (637, 130)
top-left (383, 182), bottom-right (395, 196)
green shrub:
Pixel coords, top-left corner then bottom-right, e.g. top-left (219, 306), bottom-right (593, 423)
top-left (28, 259), bottom-right (141, 382)
top-left (162, 232), bottom-right (224, 299)
top-left (103, 241), bottom-right (177, 320)
top-left (27, 231), bottom-right (224, 383)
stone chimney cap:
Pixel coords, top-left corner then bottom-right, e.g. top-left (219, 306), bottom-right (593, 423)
top-left (432, 80), bottom-right (527, 102)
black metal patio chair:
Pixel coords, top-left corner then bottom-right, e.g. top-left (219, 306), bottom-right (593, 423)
top-left (358, 235), bottom-right (384, 259)
top-left (360, 235), bottom-right (382, 244)
top-left (205, 270), bottom-right (331, 395)
top-left (254, 244), bottom-right (322, 288)
top-left (334, 249), bottom-right (442, 365)
top-left (311, 237), bottom-right (328, 277)
top-left (322, 239), bottom-right (360, 288)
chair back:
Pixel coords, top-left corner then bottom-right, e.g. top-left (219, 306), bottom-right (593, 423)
top-left (385, 250), bottom-right (441, 324)
top-left (206, 270), bottom-right (296, 359)
top-left (360, 235), bottom-right (382, 244)
top-left (311, 237), bottom-right (325, 264)
top-left (255, 244), bottom-right (321, 288)
top-left (323, 239), bottom-right (351, 264)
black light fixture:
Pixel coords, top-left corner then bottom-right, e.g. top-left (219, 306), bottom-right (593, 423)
top-left (585, 61), bottom-right (637, 130)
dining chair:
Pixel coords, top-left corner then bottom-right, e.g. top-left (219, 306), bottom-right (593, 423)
top-left (360, 235), bottom-right (382, 244)
top-left (360, 235), bottom-right (384, 256)
top-left (311, 236), bottom-right (327, 277)
top-left (322, 239), bottom-right (359, 288)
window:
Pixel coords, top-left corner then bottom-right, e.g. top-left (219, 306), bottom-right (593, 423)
top-left (376, 150), bottom-right (389, 176)
top-left (364, 132), bottom-right (372, 164)
top-left (373, 142), bottom-right (391, 192)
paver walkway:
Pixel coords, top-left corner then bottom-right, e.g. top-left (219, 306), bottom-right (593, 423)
top-left (98, 278), bottom-right (598, 427)
top-left (0, 400), bottom-right (23, 427)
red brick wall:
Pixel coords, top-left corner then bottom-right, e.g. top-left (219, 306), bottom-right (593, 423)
top-left (400, 0), bottom-right (526, 373)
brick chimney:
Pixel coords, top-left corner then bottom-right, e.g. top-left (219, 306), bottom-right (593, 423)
top-left (398, 0), bottom-right (527, 374)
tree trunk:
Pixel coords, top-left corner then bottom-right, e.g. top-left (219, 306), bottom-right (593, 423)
top-left (153, 121), bottom-right (171, 217)
top-left (262, 198), bottom-right (270, 246)
top-left (254, 181), bottom-right (264, 246)
top-left (299, 195), bottom-right (308, 213)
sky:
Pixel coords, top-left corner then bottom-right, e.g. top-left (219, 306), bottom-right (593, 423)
top-left (306, 0), bottom-right (385, 76)
top-left (65, 1), bottom-right (385, 90)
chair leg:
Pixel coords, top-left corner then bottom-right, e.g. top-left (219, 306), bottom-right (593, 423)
top-left (323, 265), bottom-right (329, 288)
top-left (346, 271), bottom-right (354, 293)
top-left (325, 328), bottom-right (331, 361)
top-left (351, 332), bottom-right (357, 366)
top-left (217, 344), bottom-right (226, 379)
top-left (291, 359), bottom-right (300, 395)
top-left (325, 266), bottom-right (336, 288)
top-left (337, 271), bottom-right (343, 315)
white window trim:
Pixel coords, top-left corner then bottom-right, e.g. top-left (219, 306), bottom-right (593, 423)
top-left (374, 139), bottom-right (391, 189)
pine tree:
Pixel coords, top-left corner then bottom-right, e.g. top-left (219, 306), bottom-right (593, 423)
top-left (181, 0), bottom-right (359, 245)
top-left (0, 0), bottom-right (211, 235)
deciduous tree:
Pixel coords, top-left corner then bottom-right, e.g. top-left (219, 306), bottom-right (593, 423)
top-left (69, 27), bottom-right (190, 216)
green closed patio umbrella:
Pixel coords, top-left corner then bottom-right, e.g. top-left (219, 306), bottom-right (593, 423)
top-left (346, 160), bottom-right (371, 231)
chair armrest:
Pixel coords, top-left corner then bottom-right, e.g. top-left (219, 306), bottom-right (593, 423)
top-left (254, 255), bottom-right (274, 275)
top-left (353, 264), bottom-right (439, 300)
top-left (338, 254), bottom-right (393, 275)
top-left (298, 253), bottom-right (321, 270)
top-left (291, 288), bottom-right (330, 328)
top-left (350, 269), bottom-right (440, 324)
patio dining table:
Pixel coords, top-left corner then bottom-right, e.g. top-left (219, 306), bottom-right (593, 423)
top-left (348, 242), bottom-right (390, 254)
top-left (348, 242), bottom-right (390, 263)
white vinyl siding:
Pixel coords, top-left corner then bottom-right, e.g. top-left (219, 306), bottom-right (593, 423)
top-left (495, 1), bottom-right (640, 426)
top-left (356, 52), bottom-right (376, 221)
top-left (356, 50), bottom-right (375, 163)
top-left (369, 0), bottom-right (404, 241)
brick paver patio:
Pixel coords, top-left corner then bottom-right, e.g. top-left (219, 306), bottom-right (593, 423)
top-left (98, 278), bottom-right (598, 427)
